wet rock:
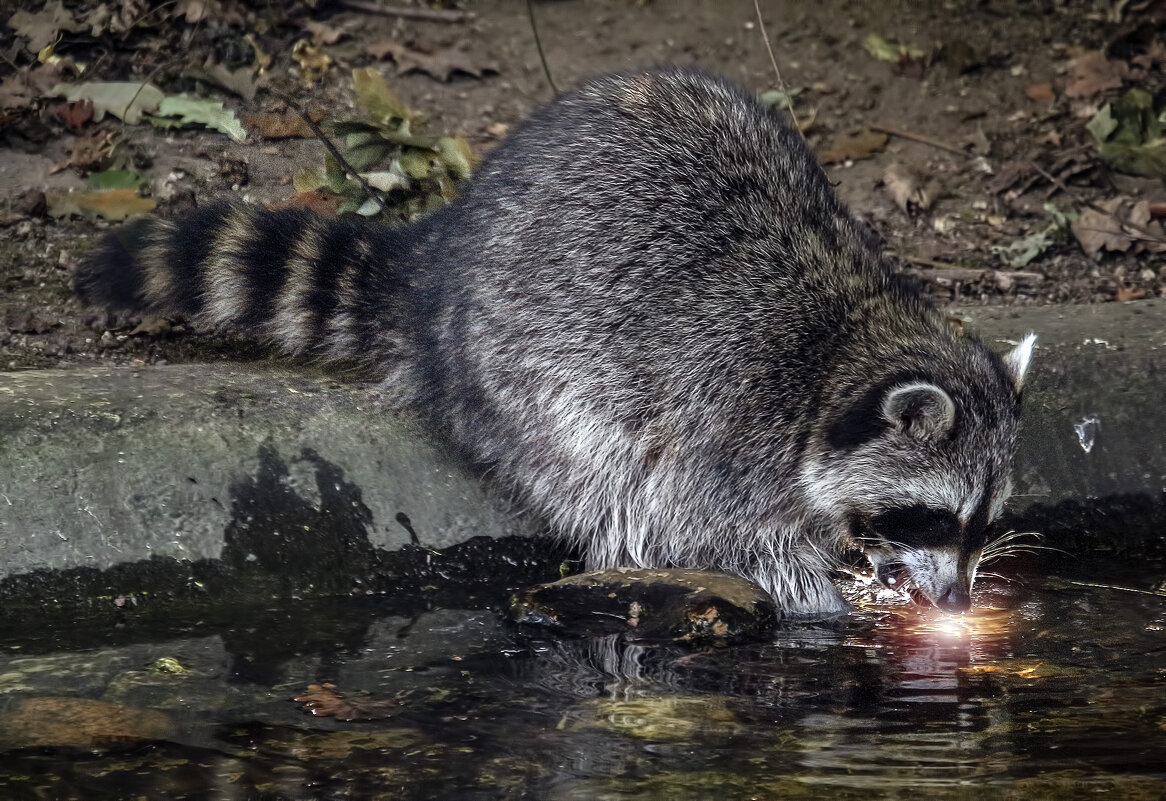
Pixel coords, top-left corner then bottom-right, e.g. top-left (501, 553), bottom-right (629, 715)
top-left (510, 567), bottom-right (777, 644)
top-left (0, 697), bottom-right (175, 749)
top-left (572, 695), bottom-right (743, 741)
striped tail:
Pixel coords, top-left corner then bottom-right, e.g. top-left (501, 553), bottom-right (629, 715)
top-left (76, 203), bottom-right (414, 364)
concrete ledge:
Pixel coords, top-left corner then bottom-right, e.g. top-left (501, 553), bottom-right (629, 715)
top-left (0, 365), bottom-right (556, 619)
top-left (965, 300), bottom-right (1166, 554)
top-left (1, 300), bottom-right (1163, 618)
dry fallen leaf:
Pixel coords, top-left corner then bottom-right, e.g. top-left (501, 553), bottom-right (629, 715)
top-left (817, 129), bottom-right (888, 164)
top-left (75, 188), bottom-right (156, 220)
top-left (1025, 82), bottom-right (1056, 103)
top-left (882, 162), bottom-right (936, 213)
top-left (295, 683), bottom-right (399, 721)
top-left (366, 39), bottom-right (496, 82)
top-left (8, 1), bottom-right (84, 54)
top-left (57, 99), bottom-right (93, 131)
top-left (68, 128), bottom-right (116, 172)
top-left (0, 64), bottom-right (62, 111)
top-left (50, 81), bottom-right (165, 125)
top-left (174, 0), bottom-right (214, 23)
top-left (0, 72), bottom-right (35, 111)
top-left (1035, 129), bottom-right (1062, 147)
top-left (279, 189), bottom-right (343, 217)
top-left (129, 317), bottom-right (172, 336)
top-left (306, 20), bottom-right (345, 45)
top-left (195, 62), bottom-right (263, 101)
top-left (1116, 287), bottom-right (1148, 301)
top-left (1064, 51), bottom-right (1128, 99)
top-left (47, 188), bottom-right (156, 221)
top-left (82, 0), bottom-right (148, 37)
top-left (292, 40), bottom-right (332, 84)
top-left (242, 112), bottom-right (319, 139)
top-left (1071, 198), bottom-right (1135, 257)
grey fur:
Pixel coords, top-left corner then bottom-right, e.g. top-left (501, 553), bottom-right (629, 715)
top-left (76, 67), bottom-right (1034, 617)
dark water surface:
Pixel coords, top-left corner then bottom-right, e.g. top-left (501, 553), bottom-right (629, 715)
top-left (1, 563), bottom-right (1164, 800)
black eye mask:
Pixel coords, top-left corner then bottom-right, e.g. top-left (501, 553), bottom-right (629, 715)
top-left (869, 506), bottom-right (961, 549)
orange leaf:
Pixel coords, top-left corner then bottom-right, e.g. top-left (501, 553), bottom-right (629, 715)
top-left (1116, 287), bottom-right (1147, 301)
top-left (75, 189), bottom-right (155, 221)
top-left (1025, 83), bottom-right (1055, 104)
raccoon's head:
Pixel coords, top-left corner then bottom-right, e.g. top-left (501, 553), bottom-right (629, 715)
top-left (802, 334), bottom-right (1036, 613)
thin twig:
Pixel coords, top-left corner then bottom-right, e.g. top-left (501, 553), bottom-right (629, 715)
top-left (752, 0), bottom-right (801, 139)
top-left (905, 266), bottom-right (1044, 284)
top-left (890, 253), bottom-right (1043, 283)
top-left (335, 0), bottom-right (473, 23)
top-left (526, 0), bottom-right (558, 95)
top-left (1067, 579), bottom-right (1166, 597)
top-left (120, 0), bottom-right (180, 42)
top-left (271, 88), bottom-right (384, 212)
top-left (121, 60), bottom-right (172, 124)
top-left (1029, 160), bottom-right (1166, 245)
top-left (890, 253), bottom-right (966, 270)
top-left (870, 124), bottom-right (966, 156)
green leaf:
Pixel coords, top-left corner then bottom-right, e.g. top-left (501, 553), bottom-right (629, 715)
top-left (862, 34), bottom-right (925, 63)
top-left (344, 130), bottom-right (396, 171)
top-left (435, 136), bottom-right (474, 179)
top-left (352, 67), bottom-right (412, 124)
top-left (1110, 88), bottom-right (1161, 145)
top-left (1098, 139), bottom-right (1166, 178)
top-left (87, 169), bottom-right (143, 191)
top-left (149, 95), bottom-right (247, 142)
top-left (1092, 88), bottom-right (1166, 177)
top-left (331, 119), bottom-right (382, 137)
top-left (323, 155), bottom-right (349, 193)
top-left (1042, 202), bottom-right (1077, 233)
top-left (759, 88), bottom-right (803, 107)
top-left (992, 231), bottom-right (1052, 267)
top-left (1086, 104), bottom-right (1117, 143)
top-left (293, 167), bottom-right (326, 193)
top-left (354, 197), bottom-right (383, 216)
top-left (50, 81), bottom-right (164, 125)
top-left (377, 125), bottom-right (440, 150)
top-left (398, 150), bottom-right (433, 179)
top-left (361, 166), bottom-right (410, 193)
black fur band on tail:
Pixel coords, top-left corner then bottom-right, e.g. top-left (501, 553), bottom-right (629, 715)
top-left (76, 203), bottom-right (410, 361)
top-left (76, 203), bottom-right (236, 317)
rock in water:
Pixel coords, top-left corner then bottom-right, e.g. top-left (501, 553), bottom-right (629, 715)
top-left (510, 568), bottom-right (777, 644)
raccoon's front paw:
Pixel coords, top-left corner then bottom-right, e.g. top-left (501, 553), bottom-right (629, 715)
top-left (779, 590), bottom-right (851, 621)
top-left (752, 568), bottom-right (851, 620)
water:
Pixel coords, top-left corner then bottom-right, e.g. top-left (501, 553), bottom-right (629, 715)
top-left (0, 561), bottom-right (1163, 800)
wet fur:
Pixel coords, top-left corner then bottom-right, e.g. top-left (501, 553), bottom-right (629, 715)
top-left (77, 67), bottom-right (1032, 616)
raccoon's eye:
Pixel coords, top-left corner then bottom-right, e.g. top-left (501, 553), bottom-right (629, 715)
top-left (870, 505), bottom-right (960, 548)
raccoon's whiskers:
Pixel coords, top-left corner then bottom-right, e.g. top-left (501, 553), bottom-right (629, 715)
top-left (974, 570), bottom-right (1017, 584)
top-left (981, 530), bottom-right (1065, 565)
top-left (985, 529), bottom-right (1044, 549)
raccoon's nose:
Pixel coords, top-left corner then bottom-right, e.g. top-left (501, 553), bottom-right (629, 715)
top-left (935, 586), bottom-right (971, 613)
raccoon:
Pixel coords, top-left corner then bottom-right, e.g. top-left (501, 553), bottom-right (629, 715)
top-left (77, 67), bottom-right (1035, 617)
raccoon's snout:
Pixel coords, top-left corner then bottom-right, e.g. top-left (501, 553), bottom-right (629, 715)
top-left (869, 543), bottom-right (974, 613)
top-left (934, 585), bottom-right (971, 613)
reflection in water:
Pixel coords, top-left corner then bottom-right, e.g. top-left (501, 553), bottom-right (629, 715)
top-left (1, 572), bottom-right (1164, 800)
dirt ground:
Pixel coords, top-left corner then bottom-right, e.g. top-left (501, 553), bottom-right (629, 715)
top-left (2, 0), bottom-right (1165, 369)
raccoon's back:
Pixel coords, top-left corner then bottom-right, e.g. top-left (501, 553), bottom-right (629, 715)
top-left (421, 68), bottom-right (928, 440)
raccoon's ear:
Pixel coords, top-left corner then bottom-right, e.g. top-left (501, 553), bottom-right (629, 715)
top-left (1002, 333), bottom-right (1037, 393)
top-left (881, 382), bottom-right (956, 441)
